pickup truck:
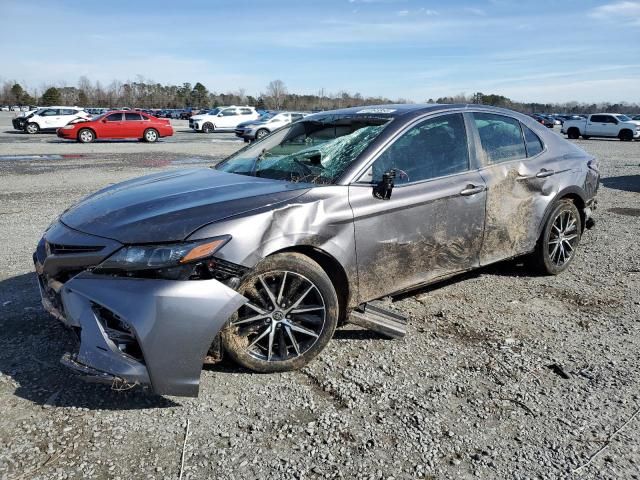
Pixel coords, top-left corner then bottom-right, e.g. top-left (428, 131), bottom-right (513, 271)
top-left (561, 113), bottom-right (640, 141)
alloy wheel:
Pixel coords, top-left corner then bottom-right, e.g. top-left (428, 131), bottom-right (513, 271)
top-left (229, 271), bottom-right (326, 362)
top-left (547, 210), bottom-right (579, 267)
top-left (145, 130), bottom-right (158, 142)
top-left (79, 130), bottom-right (93, 143)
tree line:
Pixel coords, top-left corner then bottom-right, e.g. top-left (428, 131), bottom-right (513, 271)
top-left (1, 77), bottom-right (638, 114)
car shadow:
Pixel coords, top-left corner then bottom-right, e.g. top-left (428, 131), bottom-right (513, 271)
top-left (601, 175), bottom-right (640, 193)
top-left (0, 273), bottom-right (177, 410)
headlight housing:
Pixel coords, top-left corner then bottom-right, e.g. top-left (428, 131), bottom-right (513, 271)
top-left (61, 125), bottom-right (75, 130)
top-left (93, 236), bottom-right (231, 280)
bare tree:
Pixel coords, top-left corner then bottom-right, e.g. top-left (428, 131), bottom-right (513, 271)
top-left (265, 80), bottom-right (287, 110)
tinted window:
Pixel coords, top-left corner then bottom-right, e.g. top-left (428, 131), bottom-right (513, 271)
top-left (522, 124), bottom-right (543, 157)
top-left (60, 109), bottom-right (76, 115)
top-left (41, 109), bottom-right (59, 116)
top-left (105, 113), bottom-right (122, 121)
top-left (590, 115), bottom-right (605, 123)
top-left (474, 113), bottom-right (526, 164)
top-left (603, 115), bottom-right (617, 124)
top-left (239, 108), bottom-right (253, 115)
top-left (372, 113), bottom-right (469, 184)
top-left (125, 113), bottom-right (143, 121)
top-left (221, 109), bottom-right (237, 116)
top-left (291, 114), bottom-right (304, 121)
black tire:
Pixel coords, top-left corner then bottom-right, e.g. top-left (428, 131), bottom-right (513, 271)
top-left (77, 128), bottom-right (95, 143)
top-left (202, 122), bottom-right (214, 134)
top-left (255, 128), bottom-right (270, 140)
top-left (533, 199), bottom-right (582, 275)
top-left (143, 128), bottom-right (158, 143)
top-left (222, 253), bottom-right (339, 372)
top-left (619, 129), bottom-right (633, 142)
top-left (567, 128), bottom-right (580, 140)
top-left (25, 122), bottom-right (39, 134)
top-left (582, 135), bottom-right (590, 140)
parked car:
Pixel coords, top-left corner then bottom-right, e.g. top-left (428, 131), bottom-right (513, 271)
top-left (11, 108), bottom-right (39, 130)
top-left (34, 104), bottom-right (599, 397)
top-left (531, 114), bottom-right (555, 128)
top-left (23, 107), bottom-right (90, 134)
top-left (632, 114), bottom-right (640, 121)
top-left (561, 113), bottom-right (640, 141)
top-left (1, 105), bottom-right (9, 111)
top-left (235, 111), bottom-right (307, 141)
top-left (56, 110), bottom-right (173, 143)
top-left (189, 106), bottom-right (260, 133)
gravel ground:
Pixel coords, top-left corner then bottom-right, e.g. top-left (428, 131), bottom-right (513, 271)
top-left (0, 110), bottom-right (639, 479)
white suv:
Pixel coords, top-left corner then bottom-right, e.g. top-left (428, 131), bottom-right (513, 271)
top-left (189, 106), bottom-right (259, 133)
top-left (24, 107), bottom-right (90, 134)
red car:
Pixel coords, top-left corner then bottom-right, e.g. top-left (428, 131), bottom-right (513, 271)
top-left (57, 111), bottom-right (174, 143)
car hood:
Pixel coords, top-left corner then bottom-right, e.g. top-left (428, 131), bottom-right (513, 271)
top-left (61, 168), bottom-right (311, 244)
top-left (237, 120), bottom-right (266, 128)
top-left (190, 114), bottom-right (211, 121)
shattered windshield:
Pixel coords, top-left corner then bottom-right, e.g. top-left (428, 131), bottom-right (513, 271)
top-left (216, 116), bottom-right (390, 184)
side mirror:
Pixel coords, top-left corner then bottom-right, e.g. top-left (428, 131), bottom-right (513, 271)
top-left (373, 170), bottom-right (395, 200)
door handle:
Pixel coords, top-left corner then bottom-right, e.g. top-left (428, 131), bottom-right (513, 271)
top-left (535, 169), bottom-right (555, 178)
top-left (459, 184), bottom-right (485, 196)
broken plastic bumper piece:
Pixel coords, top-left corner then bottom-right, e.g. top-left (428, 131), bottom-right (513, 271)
top-left (56, 273), bottom-right (247, 397)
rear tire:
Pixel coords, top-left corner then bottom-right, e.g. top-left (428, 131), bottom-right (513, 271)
top-left (566, 128), bottom-right (580, 140)
top-left (25, 122), bottom-right (39, 134)
top-left (533, 200), bottom-right (582, 275)
top-left (202, 122), bottom-right (214, 133)
top-left (143, 128), bottom-right (158, 143)
top-left (77, 128), bottom-right (95, 143)
top-left (222, 253), bottom-right (339, 373)
top-left (619, 129), bottom-right (633, 142)
top-left (255, 128), bottom-right (270, 140)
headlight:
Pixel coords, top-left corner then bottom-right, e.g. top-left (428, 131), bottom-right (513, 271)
top-left (61, 125), bottom-right (75, 130)
top-left (93, 236), bottom-right (230, 279)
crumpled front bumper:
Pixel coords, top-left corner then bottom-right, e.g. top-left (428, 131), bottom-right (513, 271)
top-left (45, 272), bottom-right (247, 397)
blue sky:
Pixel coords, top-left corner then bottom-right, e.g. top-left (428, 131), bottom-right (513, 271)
top-left (1, 0), bottom-right (639, 103)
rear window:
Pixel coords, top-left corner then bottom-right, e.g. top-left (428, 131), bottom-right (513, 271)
top-left (474, 113), bottom-right (526, 164)
top-left (522, 124), bottom-right (544, 157)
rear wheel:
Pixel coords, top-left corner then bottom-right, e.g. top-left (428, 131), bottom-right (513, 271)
top-left (77, 128), bottom-right (94, 143)
top-left (25, 122), bottom-right (39, 134)
top-left (202, 122), bottom-right (214, 133)
top-left (143, 128), bottom-right (158, 143)
top-left (619, 129), bottom-right (633, 142)
top-left (533, 200), bottom-right (582, 275)
top-left (222, 253), bottom-right (338, 372)
top-left (567, 128), bottom-right (580, 140)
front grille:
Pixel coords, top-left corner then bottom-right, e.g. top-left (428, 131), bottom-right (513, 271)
top-left (47, 243), bottom-right (104, 255)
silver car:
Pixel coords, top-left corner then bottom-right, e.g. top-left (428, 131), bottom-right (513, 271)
top-left (34, 104), bottom-right (599, 397)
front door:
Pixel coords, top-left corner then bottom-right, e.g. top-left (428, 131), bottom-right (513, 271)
top-left (349, 112), bottom-right (486, 303)
top-left (100, 112), bottom-right (125, 138)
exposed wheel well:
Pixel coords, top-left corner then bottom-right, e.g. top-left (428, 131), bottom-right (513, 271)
top-left (559, 193), bottom-right (586, 231)
top-left (271, 246), bottom-right (350, 325)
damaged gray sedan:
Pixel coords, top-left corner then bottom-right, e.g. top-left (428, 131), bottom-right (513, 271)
top-left (34, 104), bottom-right (599, 397)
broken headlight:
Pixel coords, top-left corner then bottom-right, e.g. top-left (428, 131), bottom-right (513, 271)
top-left (92, 236), bottom-right (231, 280)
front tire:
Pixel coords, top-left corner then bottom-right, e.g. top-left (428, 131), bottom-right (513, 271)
top-left (77, 128), bottom-right (95, 143)
top-left (533, 200), bottom-right (582, 275)
top-left (222, 253), bottom-right (339, 372)
top-left (255, 128), bottom-right (270, 140)
top-left (25, 122), bottom-right (39, 134)
top-left (619, 129), bottom-right (633, 142)
top-left (143, 128), bottom-right (158, 143)
top-left (202, 122), bottom-right (214, 133)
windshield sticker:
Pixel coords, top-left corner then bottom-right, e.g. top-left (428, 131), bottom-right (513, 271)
top-left (356, 108), bottom-right (397, 114)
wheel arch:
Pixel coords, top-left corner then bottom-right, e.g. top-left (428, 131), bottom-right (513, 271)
top-left (269, 245), bottom-right (351, 325)
top-left (78, 127), bottom-right (97, 140)
top-left (537, 186), bottom-right (587, 238)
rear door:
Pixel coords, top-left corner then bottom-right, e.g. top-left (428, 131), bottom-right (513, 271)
top-left (586, 115), bottom-right (610, 136)
top-left (349, 112), bottom-right (486, 302)
top-left (124, 112), bottom-right (146, 138)
top-left (471, 112), bottom-right (565, 265)
top-left (218, 108), bottom-right (239, 129)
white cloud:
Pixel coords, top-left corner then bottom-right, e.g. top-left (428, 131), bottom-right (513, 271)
top-left (590, 1), bottom-right (640, 25)
top-left (397, 10), bottom-right (409, 16)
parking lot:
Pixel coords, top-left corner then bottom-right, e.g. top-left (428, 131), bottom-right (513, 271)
top-left (0, 110), bottom-right (639, 479)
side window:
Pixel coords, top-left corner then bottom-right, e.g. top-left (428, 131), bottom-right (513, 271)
top-left (239, 108), bottom-right (253, 115)
top-left (60, 109), bottom-right (75, 115)
top-left (105, 113), bottom-right (122, 121)
top-left (372, 113), bottom-right (469, 184)
top-left (291, 114), bottom-right (304, 121)
top-left (603, 115), bottom-right (617, 124)
top-left (522, 124), bottom-right (544, 157)
top-left (221, 108), bottom-right (237, 116)
top-left (473, 113), bottom-right (526, 164)
top-left (125, 113), bottom-right (143, 121)
top-left (140, 114), bottom-right (150, 121)
top-left (590, 115), bottom-right (605, 123)
top-left (41, 109), bottom-right (58, 116)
